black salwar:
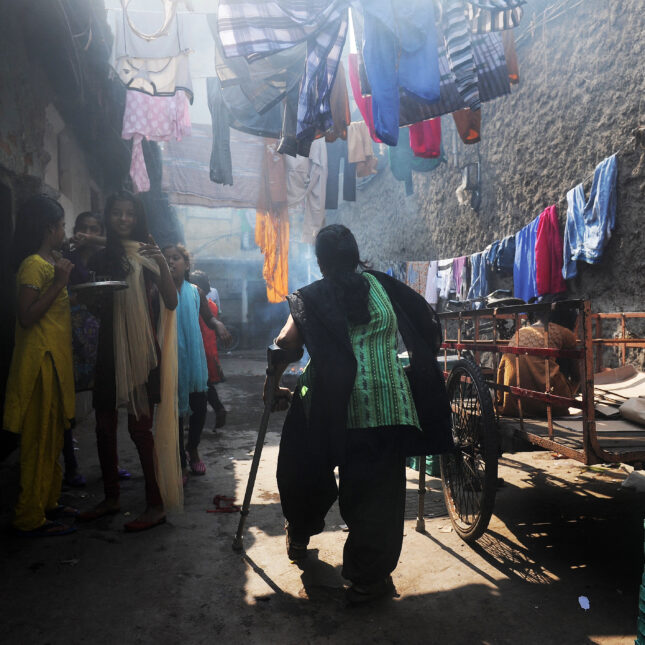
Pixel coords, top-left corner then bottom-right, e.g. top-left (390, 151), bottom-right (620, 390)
top-left (277, 396), bottom-right (407, 585)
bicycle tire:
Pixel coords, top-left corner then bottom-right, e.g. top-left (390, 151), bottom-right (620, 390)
top-left (440, 359), bottom-right (498, 542)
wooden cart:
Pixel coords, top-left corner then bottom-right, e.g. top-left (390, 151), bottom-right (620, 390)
top-left (415, 300), bottom-right (645, 542)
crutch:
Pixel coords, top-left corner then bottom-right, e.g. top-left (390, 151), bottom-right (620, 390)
top-left (232, 343), bottom-right (303, 552)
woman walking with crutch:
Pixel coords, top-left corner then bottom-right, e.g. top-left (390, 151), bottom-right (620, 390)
top-left (266, 225), bottom-right (453, 604)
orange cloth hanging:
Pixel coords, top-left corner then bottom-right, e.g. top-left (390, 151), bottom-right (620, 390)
top-left (452, 108), bottom-right (481, 144)
top-left (502, 30), bottom-right (520, 85)
top-left (256, 142), bottom-right (290, 303)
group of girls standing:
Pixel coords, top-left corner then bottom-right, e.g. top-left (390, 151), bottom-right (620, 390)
top-left (3, 190), bottom-right (230, 536)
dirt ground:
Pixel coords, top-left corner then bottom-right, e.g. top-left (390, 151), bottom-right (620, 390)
top-left (1, 351), bottom-right (643, 645)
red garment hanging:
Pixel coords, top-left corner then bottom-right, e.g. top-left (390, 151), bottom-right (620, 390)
top-left (535, 205), bottom-right (567, 295)
top-left (348, 53), bottom-right (381, 143)
top-left (409, 118), bottom-right (441, 158)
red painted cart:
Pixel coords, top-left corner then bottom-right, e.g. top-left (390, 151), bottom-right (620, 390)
top-left (415, 300), bottom-right (645, 542)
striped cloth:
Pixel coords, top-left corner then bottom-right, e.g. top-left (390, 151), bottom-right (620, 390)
top-left (467, 0), bottom-right (526, 33)
top-left (217, 0), bottom-right (349, 140)
top-left (443, 0), bottom-right (480, 111)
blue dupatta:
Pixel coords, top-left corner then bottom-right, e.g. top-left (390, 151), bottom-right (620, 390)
top-left (176, 281), bottom-right (208, 416)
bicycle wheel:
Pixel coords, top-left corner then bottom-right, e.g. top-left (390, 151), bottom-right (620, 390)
top-left (440, 359), bottom-right (498, 542)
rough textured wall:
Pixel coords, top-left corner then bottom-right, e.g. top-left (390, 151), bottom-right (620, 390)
top-left (336, 0), bottom-right (645, 312)
top-left (0, 9), bottom-right (51, 179)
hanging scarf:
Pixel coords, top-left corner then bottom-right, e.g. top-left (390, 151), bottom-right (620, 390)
top-left (176, 280), bottom-right (208, 416)
top-left (113, 241), bottom-right (160, 418)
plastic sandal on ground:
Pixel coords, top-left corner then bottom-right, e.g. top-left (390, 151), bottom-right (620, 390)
top-left (123, 516), bottom-right (166, 533)
top-left (206, 494), bottom-right (240, 513)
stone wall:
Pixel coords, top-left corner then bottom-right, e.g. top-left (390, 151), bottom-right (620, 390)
top-left (335, 0), bottom-right (645, 313)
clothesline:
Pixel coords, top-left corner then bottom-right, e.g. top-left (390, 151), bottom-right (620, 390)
top-left (515, 0), bottom-right (585, 45)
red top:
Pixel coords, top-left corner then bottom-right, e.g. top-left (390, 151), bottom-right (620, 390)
top-left (199, 299), bottom-right (222, 383)
top-left (536, 205), bottom-right (567, 296)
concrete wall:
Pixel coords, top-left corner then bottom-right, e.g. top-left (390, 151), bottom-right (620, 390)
top-left (334, 0), bottom-right (645, 313)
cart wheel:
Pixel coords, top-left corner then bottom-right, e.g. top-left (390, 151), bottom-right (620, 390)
top-left (440, 359), bottom-right (498, 542)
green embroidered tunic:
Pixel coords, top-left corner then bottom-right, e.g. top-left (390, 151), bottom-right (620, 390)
top-left (298, 273), bottom-right (420, 430)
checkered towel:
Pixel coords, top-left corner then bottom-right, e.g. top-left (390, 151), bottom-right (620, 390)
top-left (217, 0), bottom-right (349, 140)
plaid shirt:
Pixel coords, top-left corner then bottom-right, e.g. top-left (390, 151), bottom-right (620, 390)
top-left (217, 0), bottom-right (349, 140)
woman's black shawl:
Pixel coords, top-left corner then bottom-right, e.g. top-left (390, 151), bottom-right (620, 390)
top-left (284, 270), bottom-right (453, 465)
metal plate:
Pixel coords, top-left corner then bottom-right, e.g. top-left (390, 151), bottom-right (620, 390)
top-left (69, 281), bottom-right (128, 293)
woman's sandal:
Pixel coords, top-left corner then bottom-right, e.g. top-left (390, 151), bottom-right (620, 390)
top-left (189, 459), bottom-right (206, 476)
top-left (14, 520), bottom-right (77, 538)
top-left (45, 505), bottom-right (79, 520)
top-left (123, 516), bottom-right (166, 533)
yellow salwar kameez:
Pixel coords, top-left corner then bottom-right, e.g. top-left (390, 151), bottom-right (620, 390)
top-left (3, 254), bottom-right (75, 530)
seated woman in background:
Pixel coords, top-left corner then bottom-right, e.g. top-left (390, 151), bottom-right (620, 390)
top-left (496, 301), bottom-right (580, 418)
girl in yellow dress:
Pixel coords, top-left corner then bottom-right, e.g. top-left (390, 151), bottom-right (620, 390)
top-left (3, 195), bottom-right (76, 536)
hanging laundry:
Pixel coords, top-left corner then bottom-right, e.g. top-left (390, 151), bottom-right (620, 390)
top-left (425, 260), bottom-right (439, 305)
top-left (207, 77), bottom-right (233, 186)
top-left (348, 52), bottom-right (381, 143)
top-left (325, 61), bottom-right (351, 143)
top-left (437, 259), bottom-right (455, 299)
top-left (256, 142), bottom-right (290, 303)
top-left (409, 119), bottom-right (441, 159)
top-left (467, 251), bottom-right (488, 300)
top-left (513, 216), bottom-right (540, 302)
top-left (325, 139), bottom-right (356, 209)
top-left (485, 234), bottom-right (516, 275)
top-left (390, 262), bottom-right (408, 283)
top-left (442, 0), bottom-right (480, 111)
top-left (452, 256), bottom-right (470, 300)
top-left (284, 139), bottom-right (328, 244)
top-left (389, 129), bottom-right (444, 195)
top-left (467, 0), bottom-right (526, 33)
top-left (406, 262), bottom-right (430, 297)
top-left (210, 75), bottom-right (284, 141)
top-left (110, 8), bottom-right (193, 100)
top-left (208, 13), bottom-right (305, 116)
top-left (360, 0), bottom-right (440, 146)
top-left (535, 205), bottom-right (567, 295)
top-left (278, 63), bottom-right (351, 158)
top-left (161, 123), bottom-right (264, 209)
top-left (562, 154), bottom-right (618, 280)
top-left (122, 89), bottom-right (191, 193)
top-left (502, 29), bottom-right (519, 84)
top-left (353, 13), bottom-right (511, 125)
top-left (217, 0), bottom-right (348, 143)
top-left (277, 84), bottom-right (315, 158)
top-left (452, 108), bottom-right (482, 144)
top-left (347, 121), bottom-right (377, 177)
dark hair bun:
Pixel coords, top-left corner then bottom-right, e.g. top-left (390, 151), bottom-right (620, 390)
top-left (315, 225), bottom-right (371, 325)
